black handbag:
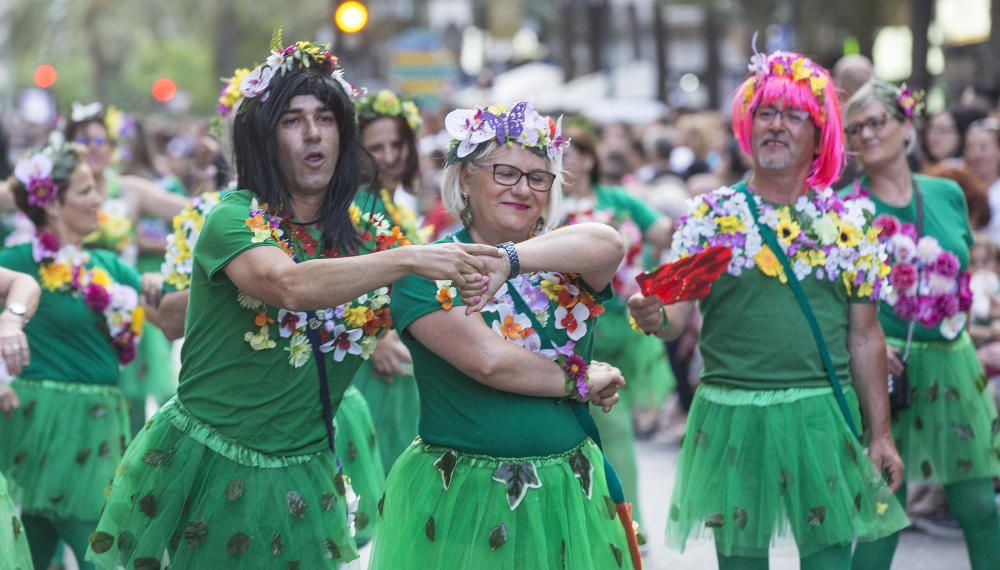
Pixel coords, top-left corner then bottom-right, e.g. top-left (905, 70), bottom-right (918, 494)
top-left (888, 179), bottom-right (923, 413)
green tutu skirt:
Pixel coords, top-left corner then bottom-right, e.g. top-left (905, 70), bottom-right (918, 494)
top-left (118, 324), bottom-right (176, 403)
top-left (667, 383), bottom-right (909, 558)
top-left (370, 438), bottom-right (636, 569)
top-left (333, 386), bottom-right (384, 545)
top-left (86, 398), bottom-right (358, 569)
top-left (0, 470), bottom-right (32, 569)
top-left (888, 332), bottom-right (1000, 484)
top-left (352, 360), bottom-right (419, 474)
top-left (0, 379), bottom-right (129, 521)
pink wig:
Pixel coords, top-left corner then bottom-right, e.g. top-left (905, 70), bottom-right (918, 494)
top-left (730, 51), bottom-right (845, 189)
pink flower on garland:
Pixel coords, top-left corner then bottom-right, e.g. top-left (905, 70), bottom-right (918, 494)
top-left (899, 223), bottom-right (918, 241)
top-left (932, 251), bottom-right (960, 278)
top-left (873, 215), bottom-right (901, 239)
top-left (563, 353), bottom-right (589, 399)
top-left (894, 295), bottom-right (920, 320)
top-left (83, 283), bottom-right (111, 312)
top-left (958, 272), bottom-right (973, 311)
top-left (889, 262), bottom-right (918, 294)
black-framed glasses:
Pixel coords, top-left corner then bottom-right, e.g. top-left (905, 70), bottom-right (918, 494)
top-left (754, 107), bottom-right (811, 128)
top-left (845, 113), bottom-right (892, 138)
top-left (490, 163), bottom-right (556, 192)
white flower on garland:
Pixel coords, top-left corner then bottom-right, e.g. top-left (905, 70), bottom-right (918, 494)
top-left (285, 333), bottom-right (310, 367)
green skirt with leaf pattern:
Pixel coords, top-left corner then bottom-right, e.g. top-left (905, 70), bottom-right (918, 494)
top-left (86, 397), bottom-right (358, 569)
top-left (887, 332), bottom-right (1000, 484)
top-left (334, 386), bottom-right (384, 545)
top-left (0, 379), bottom-right (129, 521)
top-left (0, 470), bottom-right (32, 569)
top-left (666, 383), bottom-right (909, 558)
top-left (369, 438), bottom-right (636, 569)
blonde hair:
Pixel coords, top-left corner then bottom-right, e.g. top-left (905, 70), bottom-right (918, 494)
top-left (440, 141), bottom-right (564, 231)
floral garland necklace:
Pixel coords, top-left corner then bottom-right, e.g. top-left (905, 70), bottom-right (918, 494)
top-left (378, 187), bottom-right (425, 245)
top-left (241, 198), bottom-right (393, 367)
top-left (32, 232), bottom-right (144, 364)
top-left (434, 244), bottom-right (605, 397)
top-left (672, 185), bottom-right (890, 300)
top-left (162, 192), bottom-right (223, 290)
top-left (873, 214), bottom-right (972, 339)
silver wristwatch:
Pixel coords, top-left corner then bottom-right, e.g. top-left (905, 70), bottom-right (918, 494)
top-left (4, 302), bottom-right (28, 323)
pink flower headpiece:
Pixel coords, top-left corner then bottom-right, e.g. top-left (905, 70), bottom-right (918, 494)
top-left (895, 84), bottom-right (925, 119)
top-left (14, 152), bottom-right (58, 208)
top-left (443, 101), bottom-right (570, 165)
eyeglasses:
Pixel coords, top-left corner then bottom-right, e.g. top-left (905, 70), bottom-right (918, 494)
top-left (754, 107), bottom-right (811, 128)
top-left (74, 135), bottom-right (109, 147)
top-left (490, 163), bottom-right (556, 192)
top-left (845, 113), bottom-right (891, 138)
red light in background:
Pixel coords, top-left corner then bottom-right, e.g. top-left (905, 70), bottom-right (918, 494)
top-left (34, 64), bottom-right (57, 89)
top-left (152, 78), bottom-right (177, 102)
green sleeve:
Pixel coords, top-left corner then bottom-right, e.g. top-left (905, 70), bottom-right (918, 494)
top-left (391, 272), bottom-right (463, 335)
top-left (0, 245), bottom-right (31, 273)
top-left (617, 189), bottom-right (661, 232)
top-left (196, 191), bottom-right (280, 283)
top-left (946, 180), bottom-right (975, 249)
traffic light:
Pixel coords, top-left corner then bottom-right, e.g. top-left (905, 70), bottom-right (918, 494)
top-left (334, 1), bottom-right (368, 34)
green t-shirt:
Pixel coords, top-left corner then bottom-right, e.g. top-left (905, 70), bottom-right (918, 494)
top-left (675, 181), bottom-right (880, 389)
top-left (176, 190), bottom-right (394, 456)
top-left (391, 229), bottom-right (613, 457)
top-left (0, 244), bottom-right (140, 385)
top-left (846, 174), bottom-right (973, 342)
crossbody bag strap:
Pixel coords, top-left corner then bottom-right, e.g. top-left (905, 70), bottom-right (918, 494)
top-left (505, 283), bottom-right (626, 504)
top-left (304, 310), bottom-right (337, 454)
top-left (738, 186), bottom-right (860, 438)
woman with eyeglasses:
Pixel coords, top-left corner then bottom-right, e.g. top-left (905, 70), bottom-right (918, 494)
top-left (558, 123), bottom-right (675, 532)
top-left (369, 101), bottom-right (639, 569)
top-left (64, 104), bottom-right (187, 435)
top-left (842, 79), bottom-right (1000, 570)
top-left (965, 119), bottom-right (1000, 246)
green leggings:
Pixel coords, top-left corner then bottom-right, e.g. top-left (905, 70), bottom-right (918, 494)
top-left (851, 477), bottom-right (1000, 570)
top-left (21, 514), bottom-right (96, 570)
top-left (717, 543), bottom-right (852, 570)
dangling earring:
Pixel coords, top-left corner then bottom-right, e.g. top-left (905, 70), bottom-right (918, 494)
top-left (460, 193), bottom-right (473, 227)
top-left (529, 216), bottom-right (545, 238)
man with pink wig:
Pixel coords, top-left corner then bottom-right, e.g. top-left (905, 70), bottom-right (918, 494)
top-left (628, 50), bottom-right (910, 569)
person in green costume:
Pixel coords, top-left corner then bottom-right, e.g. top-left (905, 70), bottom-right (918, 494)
top-left (85, 37), bottom-right (498, 569)
top-left (0, 265), bottom-right (43, 570)
top-left (630, 51), bottom-right (909, 570)
top-left (1, 142), bottom-right (148, 570)
top-left (155, 189), bottom-right (388, 548)
top-left (842, 79), bottom-right (1000, 570)
top-left (65, 104), bottom-right (189, 434)
top-left (370, 100), bottom-right (642, 569)
top-left (352, 89), bottom-right (426, 475)
top-left (560, 124), bottom-right (675, 528)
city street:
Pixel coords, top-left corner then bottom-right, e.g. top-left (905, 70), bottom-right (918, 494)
top-left (635, 439), bottom-right (971, 570)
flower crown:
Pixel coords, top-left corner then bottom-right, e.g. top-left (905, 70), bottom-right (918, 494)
top-left (894, 84), bottom-right (925, 119)
top-left (741, 38), bottom-right (830, 115)
top-left (13, 143), bottom-right (78, 208)
top-left (104, 106), bottom-right (137, 141)
top-left (356, 90), bottom-right (422, 135)
top-left (443, 101), bottom-right (570, 165)
top-left (217, 29), bottom-right (365, 118)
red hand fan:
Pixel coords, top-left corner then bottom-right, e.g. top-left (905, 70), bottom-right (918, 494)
top-left (635, 245), bottom-right (732, 304)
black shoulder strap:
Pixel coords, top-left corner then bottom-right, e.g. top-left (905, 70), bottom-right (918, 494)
top-left (304, 311), bottom-right (337, 453)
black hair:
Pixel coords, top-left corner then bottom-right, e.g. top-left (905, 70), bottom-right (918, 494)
top-left (359, 114), bottom-right (421, 194)
top-left (233, 68), bottom-right (361, 253)
top-left (65, 115), bottom-right (109, 144)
